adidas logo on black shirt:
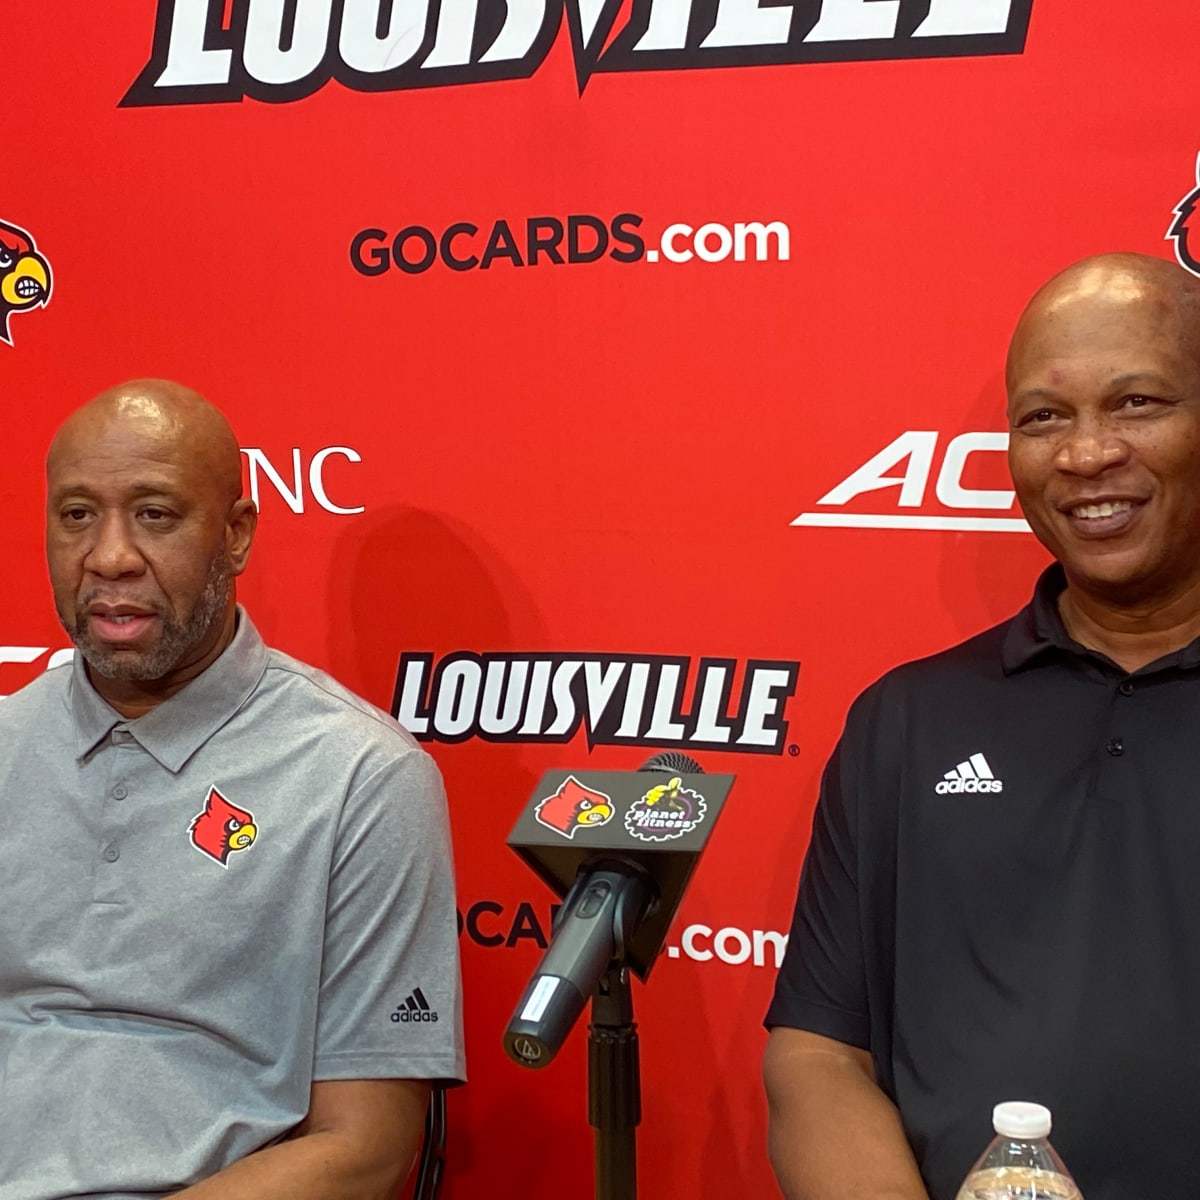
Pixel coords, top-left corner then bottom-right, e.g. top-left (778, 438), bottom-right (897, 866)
top-left (935, 753), bottom-right (1004, 795)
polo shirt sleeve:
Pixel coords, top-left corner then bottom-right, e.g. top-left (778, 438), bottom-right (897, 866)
top-left (312, 744), bottom-right (466, 1084)
top-left (764, 692), bottom-right (872, 1049)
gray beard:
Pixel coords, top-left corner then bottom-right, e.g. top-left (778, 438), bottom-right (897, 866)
top-left (64, 555), bottom-right (232, 682)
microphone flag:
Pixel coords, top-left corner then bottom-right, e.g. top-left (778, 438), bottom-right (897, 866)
top-left (506, 763), bottom-right (735, 980)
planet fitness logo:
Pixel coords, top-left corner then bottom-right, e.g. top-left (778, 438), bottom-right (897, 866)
top-left (624, 775), bottom-right (707, 842)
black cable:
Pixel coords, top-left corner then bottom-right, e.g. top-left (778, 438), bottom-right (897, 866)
top-left (413, 1084), bottom-right (447, 1200)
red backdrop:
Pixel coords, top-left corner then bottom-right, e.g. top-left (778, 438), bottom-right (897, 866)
top-left (4, 3), bottom-right (1199, 1195)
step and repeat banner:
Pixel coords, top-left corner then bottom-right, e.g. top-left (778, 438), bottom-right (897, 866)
top-left (4, 2), bottom-right (1200, 1195)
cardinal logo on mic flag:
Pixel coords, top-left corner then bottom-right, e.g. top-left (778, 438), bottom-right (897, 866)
top-left (534, 776), bottom-right (615, 839)
top-left (625, 776), bottom-right (706, 842)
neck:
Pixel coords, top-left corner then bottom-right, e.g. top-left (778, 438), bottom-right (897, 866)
top-left (88, 606), bottom-right (239, 720)
top-left (1058, 578), bottom-right (1200, 673)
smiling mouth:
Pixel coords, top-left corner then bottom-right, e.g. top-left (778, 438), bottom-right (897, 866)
top-left (1069, 500), bottom-right (1136, 520)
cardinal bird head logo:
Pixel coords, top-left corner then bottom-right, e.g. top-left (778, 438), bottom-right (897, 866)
top-left (535, 776), bottom-right (614, 840)
top-left (0, 217), bottom-right (52, 345)
top-left (1167, 154), bottom-right (1200, 278)
top-left (189, 787), bottom-right (258, 867)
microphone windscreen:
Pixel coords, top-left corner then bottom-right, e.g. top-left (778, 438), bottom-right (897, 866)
top-left (637, 750), bottom-right (704, 775)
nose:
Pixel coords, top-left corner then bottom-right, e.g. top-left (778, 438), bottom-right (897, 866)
top-left (1052, 419), bottom-right (1131, 477)
top-left (84, 513), bottom-right (145, 579)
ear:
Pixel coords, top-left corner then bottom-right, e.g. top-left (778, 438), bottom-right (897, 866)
top-left (226, 498), bottom-right (258, 576)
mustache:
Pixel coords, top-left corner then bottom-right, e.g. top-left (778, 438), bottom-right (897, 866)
top-left (76, 591), bottom-right (169, 616)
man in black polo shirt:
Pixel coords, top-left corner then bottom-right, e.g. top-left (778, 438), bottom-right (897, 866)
top-left (764, 252), bottom-right (1200, 1200)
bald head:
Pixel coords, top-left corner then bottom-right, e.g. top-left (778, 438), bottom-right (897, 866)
top-left (1007, 253), bottom-right (1200, 396)
top-left (44, 378), bottom-right (256, 707)
top-left (48, 379), bottom-right (243, 506)
top-left (1005, 252), bottom-right (1200, 614)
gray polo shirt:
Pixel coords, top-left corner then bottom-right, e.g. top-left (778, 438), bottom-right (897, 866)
top-left (0, 611), bottom-right (465, 1200)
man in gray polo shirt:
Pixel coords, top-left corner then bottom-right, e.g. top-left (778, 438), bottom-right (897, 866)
top-left (0, 380), bottom-right (465, 1199)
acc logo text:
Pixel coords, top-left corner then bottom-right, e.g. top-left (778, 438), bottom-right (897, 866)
top-left (792, 429), bottom-right (1031, 533)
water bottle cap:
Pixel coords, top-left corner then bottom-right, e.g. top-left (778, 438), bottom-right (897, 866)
top-left (992, 1101), bottom-right (1052, 1139)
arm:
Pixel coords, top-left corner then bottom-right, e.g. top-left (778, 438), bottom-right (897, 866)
top-left (763, 1028), bottom-right (927, 1200)
top-left (175, 744), bottom-right (461, 1198)
top-left (173, 1078), bottom-right (431, 1200)
top-left (765, 684), bottom-right (927, 1198)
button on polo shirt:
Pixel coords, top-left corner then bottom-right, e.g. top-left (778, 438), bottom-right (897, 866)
top-left (0, 610), bottom-right (465, 1200)
top-left (767, 565), bottom-right (1200, 1200)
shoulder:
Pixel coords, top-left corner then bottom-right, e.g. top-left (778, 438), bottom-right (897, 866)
top-left (0, 660), bottom-right (72, 726)
top-left (256, 647), bottom-right (418, 745)
top-left (245, 648), bottom-right (438, 798)
top-left (877, 617), bottom-right (1009, 693)
top-left (843, 616), bottom-right (1013, 735)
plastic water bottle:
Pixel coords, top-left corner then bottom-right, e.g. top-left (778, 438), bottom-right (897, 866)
top-left (954, 1101), bottom-right (1082, 1199)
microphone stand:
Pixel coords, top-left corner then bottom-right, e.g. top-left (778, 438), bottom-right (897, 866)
top-left (588, 964), bottom-right (640, 1200)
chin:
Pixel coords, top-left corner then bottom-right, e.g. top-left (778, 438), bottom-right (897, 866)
top-left (1064, 560), bottom-right (1174, 605)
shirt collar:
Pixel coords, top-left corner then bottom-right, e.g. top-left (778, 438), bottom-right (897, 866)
top-left (1002, 564), bottom-right (1200, 675)
top-left (70, 607), bottom-right (269, 771)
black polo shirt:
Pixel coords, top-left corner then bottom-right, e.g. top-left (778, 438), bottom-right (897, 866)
top-left (767, 565), bottom-right (1200, 1200)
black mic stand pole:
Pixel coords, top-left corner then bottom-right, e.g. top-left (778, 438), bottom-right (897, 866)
top-left (588, 964), bottom-right (640, 1200)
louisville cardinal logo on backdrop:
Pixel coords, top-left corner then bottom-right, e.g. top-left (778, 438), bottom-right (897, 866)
top-left (190, 787), bottom-right (258, 866)
top-left (534, 776), bottom-right (614, 839)
top-left (0, 218), bottom-right (51, 345)
top-left (1167, 153), bottom-right (1200, 277)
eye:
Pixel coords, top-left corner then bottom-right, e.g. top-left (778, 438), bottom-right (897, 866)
top-left (1122, 394), bottom-right (1157, 410)
top-left (60, 505), bottom-right (91, 525)
top-left (1015, 407), bottom-right (1059, 429)
top-left (0, 249), bottom-right (12, 269)
top-left (138, 506), bottom-right (173, 523)
top-left (225, 817), bottom-right (241, 832)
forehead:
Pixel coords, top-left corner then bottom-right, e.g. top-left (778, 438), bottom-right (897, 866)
top-left (47, 412), bottom-right (205, 499)
top-left (1008, 288), bottom-right (1198, 396)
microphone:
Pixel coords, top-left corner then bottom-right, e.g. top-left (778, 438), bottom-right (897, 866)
top-left (502, 856), bottom-right (657, 1068)
top-left (637, 750), bottom-right (703, 775)
top-left (503, 753), bottom-right (731, 1069)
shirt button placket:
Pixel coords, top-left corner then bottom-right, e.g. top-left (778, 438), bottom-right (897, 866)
top-left (1105, 679), bottom-right (1134, 760)
top-left (96, 728), bottom-right (137, 900)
